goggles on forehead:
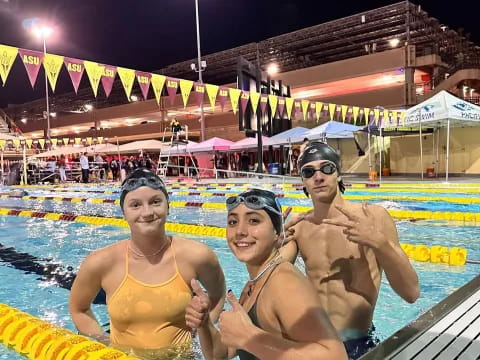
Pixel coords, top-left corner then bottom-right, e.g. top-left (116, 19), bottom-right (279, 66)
top-left (121, 176), bottom-right (166, 192)
top-left (226, 194), bottom-right (282, 216)
top-left (300, 161), bottom-right (337, 178)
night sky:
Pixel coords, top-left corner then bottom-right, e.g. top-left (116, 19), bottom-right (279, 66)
top-left (1, 0), bottom-right (479, 107)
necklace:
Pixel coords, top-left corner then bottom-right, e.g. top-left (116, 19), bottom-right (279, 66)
top-left (245, 254), bottom-right (282, 296)
top-left (128, 239), bottom-right (169, 258)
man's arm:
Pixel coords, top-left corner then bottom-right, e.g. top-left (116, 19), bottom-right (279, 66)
top-left (374, 207), bottom-right (420, 303)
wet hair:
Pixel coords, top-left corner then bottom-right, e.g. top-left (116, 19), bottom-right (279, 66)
top-left (233, 188), bottom-right (283, 235)
top-left (298, 141), bottom-right (345, 194)
top-left (119, 168), bottom-right (169, 210)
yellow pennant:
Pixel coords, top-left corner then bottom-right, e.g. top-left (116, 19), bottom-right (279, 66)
top-left (63, 138), bottom-right (70, 146)
top-left (38, 139), bottom-right (45, 149)
top-left (117, 67), bottom-right (136, 101)
top-left (374, 109), bottom-right (380, 125)
top-left (151, 74), bottom-right (166, 105)
top-left (74, 138), bottom-right (81, 145)
top-left (383, 110), bottom-right (390, 126)
top-left (205, 84), bottom-right (219, 110)
top-left (97, 136), bottom-right (104, 144)
top-left (229, 88), bottom-right (242, 114)
top-left (341, 105), bottom-right (349, 122)
top-left (85, 137), bottom-right (92, 146)
top-left (43, 53), bottom-right (64, 92)
top-left (400, 111), bottom-right (406, 126)
top-left (250, 92), bottom-right (260, 114)
top-left (12, 139), bottom-right (20, 149)
top-left (301, 100), bottom-right (310, 121)
top-left (84, 61), bottom-right (104, 97)
top-left (352, 107), bottom-right (360, 124)
top-left (179, 79), bottom-right (193, 108)
top-left (315, 102), bottom-right (323, 121)
top-left (0, 139), bottom-right (6, 150)
top-left (363, 108), bottom-right (370, 124)
top-left (268, 95), bottom-right (278, 117)
top-left (0, 45), bottom-right (18, 85)
top-left (25, 139), bottom-right (33, 149)
top-left (285, 97), bottom-right (294, 120)
top-left (328, 103), bottom-right (337, 120)
top-left (51, 138), bottom-right (58, 147)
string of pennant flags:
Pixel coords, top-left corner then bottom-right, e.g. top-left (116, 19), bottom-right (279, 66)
top-left (0, 136), bottom-right (105, 151)
top-left (0, 43), bottom-right (406, 150)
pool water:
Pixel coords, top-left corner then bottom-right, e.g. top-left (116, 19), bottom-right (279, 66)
top-left (1, 186), bottom-right (480, 359)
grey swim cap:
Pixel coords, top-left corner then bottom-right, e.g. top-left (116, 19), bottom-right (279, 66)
top-left (120, 168), bottom-right (169, 210)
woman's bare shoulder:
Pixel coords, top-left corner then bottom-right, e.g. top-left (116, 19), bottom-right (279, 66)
top-left (80, 240), bottom-right (126, 271)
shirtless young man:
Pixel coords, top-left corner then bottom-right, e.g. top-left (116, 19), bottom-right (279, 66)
top-left (281, 142), bottom-right (419, 359)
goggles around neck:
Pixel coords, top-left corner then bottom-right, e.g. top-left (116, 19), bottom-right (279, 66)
top-left (121, 176), bottom-right (166, 192)
top-left (226, 194), bottom-right (282, 216)
top-left (300, 161), bottom-right (337, 178)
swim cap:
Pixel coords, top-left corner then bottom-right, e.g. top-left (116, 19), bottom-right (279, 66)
top-left (227, 188), bottom-right (283, 235)
top-left (119, 168), bottom-right (169, 210)
top-left (298, 142), bottom-right (345, 194)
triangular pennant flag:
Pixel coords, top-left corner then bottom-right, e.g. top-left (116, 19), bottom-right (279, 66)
top-left (43, 53), bottom-right (64, 92)
top-left (400, 111), bottom-right (406, 126)
top-left (218, 87), bottom-right (229, 111)
top-left (86, 137), bottom-right (93, 146)
top-left (97, 136), bottom-right (104, 144)
top-left (205, 84), bottom-right (219, 110)
top-left (151, 74), bottom-right (166, 105)
top-left (268, 95), bottom-right (278, 117)
top-left (101, 65), bottom-right (117, 98)
top-left (341, 105), bottom-right (349, 123)
top-left (278, 97), bottom-right (286, 117)
top-left (12, 139), bottom-right (20, 149)
top-left (18, 49), bottom-right (44, 87)
top-left (74, 138), bottom-right (81, 145)
top-left (64, 58), bottom-right (85, 94)
top-left (309, 102), bottom-right (316, 120)
top-left (136, 71), bottom-right (152, 100)
top-left (0, 139), bottom-right (5, 150)
top-left (315, 102), bottom-right (323, 121)
top-left (229, 88), bottom-right (242, 114)
top-left (352, 106), bottom-right (360, 124)
top-left (250, 92), bottom-right (260, 114)
top-left (194, 83), bottom-right (205, 107)
top-left (38, 138), bottom-right (45, 149)
top-left (25, 139), bottom-right (33, 149)
top-left (383, 110), bottom-right (390, 127)
top-left (240, 91), bottom-right (250, 114)
top-left (51, 138), bottom-right (58, 148)
top-left (285, 97), bottom-right (294, 120)
top-left (84, 61), bottom-right (104, 97)
top-left (363, 108), bottom-right (371, 124)
top-left (63, 138), bottom-right (70, 146)
top-left (329, 103), bottom-right (337, 120)
top-left (294, 101), bottom-right (301, 119)
top-left (179, 79), bottom-right (194, 108)
top-left (259, 94), bottom-right (268, 115)
top-left (301, 100), bottom-right (310, 121)
top-left (117, 67), bottom-right (136, 101)
top-left (166, 78), bottom-right (179, 105)
top-left (0, 45), bottom-right (18, 86)
top-left (373, 109), bottom-right (380, 125)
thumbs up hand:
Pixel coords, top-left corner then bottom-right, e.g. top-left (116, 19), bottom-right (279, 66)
top-left (218, 290), bottom-right (254, 348)
top-left (185, 279), bottom-right (211, 329)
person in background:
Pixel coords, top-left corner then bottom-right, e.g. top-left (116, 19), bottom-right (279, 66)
top-left (300, 137), bottom-right (309, 153)
top-left (80, 152), bottom-right (89, 183)
top-left (58, 154), bottom-right (67, 183)
top-left (110, 157), bottom-right (119, 181)
top-left (70, 169), bottom-right (226, 359)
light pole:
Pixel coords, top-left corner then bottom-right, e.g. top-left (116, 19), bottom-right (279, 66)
top-left (194, 0), bottom-right (206, 141)
top-left (32, 25), bottom-right (53, 140)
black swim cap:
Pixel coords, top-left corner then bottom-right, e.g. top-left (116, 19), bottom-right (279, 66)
top-left (298, 142), bottom-right (345, 194)
top-left (119, 168), bottom-right (169, 210)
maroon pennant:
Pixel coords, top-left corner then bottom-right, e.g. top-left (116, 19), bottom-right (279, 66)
top-left (277, 97), bottom-right (285, 117)
top-left (240, 91), bottom-right (250, 114)
top-left (194, 82), bottom-right (205, 107)
top-left (294, 101), bottom-right (302, 119)
top-left (64, 58), bottom-right (84, 94)
top-left (136, 71), bottom-right (151, 100)
top-left (101, 65), bottom-right (117, 98)
top-left (218, 87), bottom-right (229, 111)
top-left (259, 94), bottom-right (268, 114)
top-left (18, 49), bottom-right (44, 87)
top-left (166, 78), bottom-right (179, 105)
top-left (309, 102), bottom-right (316, 120)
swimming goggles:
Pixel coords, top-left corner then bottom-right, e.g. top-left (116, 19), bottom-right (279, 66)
top-left (226, 194), bottom-right (282, 216)
top-left (121, 176), bottom-right (166, 192)
top-left (300, 161), bottom-right (337, 178)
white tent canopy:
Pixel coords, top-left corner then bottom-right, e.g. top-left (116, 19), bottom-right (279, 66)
top-left (292, 121), bottom-right (361, 143)
top-left (117, 139), bottom-right (167, 154)
top-left (383, 91), bottom-right (480, 181)
top-left (229, 135), bottom-right (271, 151)
top-left (168, 141), bottom-right (198, 155)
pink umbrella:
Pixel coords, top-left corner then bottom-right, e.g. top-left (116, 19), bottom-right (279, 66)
top-left (229, 136), bottom-right (271, 151)
top-left (189, 137), bottom-right (234, 153)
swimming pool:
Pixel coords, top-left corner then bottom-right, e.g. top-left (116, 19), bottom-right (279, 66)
top-left (1, 184), bottom-right (480, 359)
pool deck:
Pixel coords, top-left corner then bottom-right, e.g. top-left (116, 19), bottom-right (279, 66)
top-left (360, 275), bottom-right (480, 360)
